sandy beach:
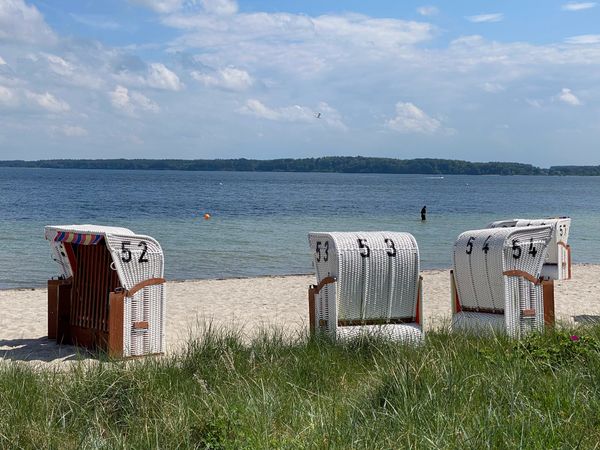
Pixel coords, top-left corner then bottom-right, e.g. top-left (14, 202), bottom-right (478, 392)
top-left (1, 264), bottom-right (599, 366)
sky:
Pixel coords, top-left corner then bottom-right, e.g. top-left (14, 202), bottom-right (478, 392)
top-left (0, 0), bottom-right (599, 165)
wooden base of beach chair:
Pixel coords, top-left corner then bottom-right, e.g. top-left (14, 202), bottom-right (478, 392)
top-left (308, 275), bottom-right (423, 334)
top-left (47, 278), bottom-right (164, 359)
top-left (450, 270), bottom-right (556, 328)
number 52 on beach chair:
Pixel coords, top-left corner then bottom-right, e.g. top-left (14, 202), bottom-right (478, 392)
top-left (308, 232), bottom-right (423, 342)
top-left (45, 225), bottom-right (166, 358)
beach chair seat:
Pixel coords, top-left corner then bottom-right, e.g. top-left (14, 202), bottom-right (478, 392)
top-left (487, 217), bottom-right (571, 280)
top-left (451, 225), bottom-right (553, 337)
top-left (45, 224), bottom-right (166, 357)
top-left (308, 231), bottom-right (423, 342)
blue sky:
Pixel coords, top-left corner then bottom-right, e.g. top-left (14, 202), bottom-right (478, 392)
top-left (0, 0), bottom-right (599, 164)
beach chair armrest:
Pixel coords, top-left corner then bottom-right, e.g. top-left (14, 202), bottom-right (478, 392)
top-left (125, 277), bottom-right (166, 297)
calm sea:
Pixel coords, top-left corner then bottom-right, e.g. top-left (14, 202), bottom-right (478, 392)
top-left (1, 167), bottom-right (599, 289)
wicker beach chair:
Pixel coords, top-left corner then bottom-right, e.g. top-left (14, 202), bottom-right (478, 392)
top-left (45, 224), bottom-right (166, 357)
top-left (308, 232), bottom-right (423, 342)
top-left (487, 217), bottom-right (571, 280)
top-left (451, 225), bottom-right (553, 337)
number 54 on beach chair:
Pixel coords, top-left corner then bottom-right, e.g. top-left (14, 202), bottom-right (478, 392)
top-left (451, 225), bottom-right (554, 337)
top-left (45, 225), bottom-right (166, 358)
top-left (308, 232), bottom-right (423, 342)
top-left (487, 217), bottom-right (572, 281)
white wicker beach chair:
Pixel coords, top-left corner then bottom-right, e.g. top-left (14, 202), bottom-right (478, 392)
top-left (451, 225), bottom-right (553, 337)
top-left (308, 232), bottom-right (423, 342)
top-left (487, 217), bottom-right (571, 280)
top-left (45, 224), bottom-right (165, 357)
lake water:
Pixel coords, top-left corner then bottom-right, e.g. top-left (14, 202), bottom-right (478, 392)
top-left (1, 167), bottom-right (599, 289)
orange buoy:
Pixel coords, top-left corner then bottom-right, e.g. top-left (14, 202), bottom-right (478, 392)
top-left (204, 213), bottom-right (211, 220)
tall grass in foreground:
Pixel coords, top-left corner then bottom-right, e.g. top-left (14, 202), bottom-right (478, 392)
top-left (2, 325), bottom-right (600, 449)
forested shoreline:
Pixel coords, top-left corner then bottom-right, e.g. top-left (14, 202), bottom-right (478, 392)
top-left (0, 156), bottom-right (597, 175)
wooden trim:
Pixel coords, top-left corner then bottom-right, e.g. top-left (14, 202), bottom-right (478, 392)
top-left (308, 277), bottom-right (335, 333)
top-left (542, 279), bottom-right (555, 326)
top-left (108, 291), bottom-right (125, 358)
top-left (557, 241), bottom-right (572, 279)
top-left (311, 276), bottom-right (336, 295)
top-left (450, 270), bottom-right (462, 314)
top-left (338, 317), bottom-right (416, 326)
top-left (522, 309), bottom-right (536, 317)
top-left (460, 306), bottom-right (504, 315)
top-left (125, 277), bottom-right (166, 297)
top-left (502, 270), bottom-right (541, 285)
top-left (133, 321), bottom-right (149, 330)
top-left (308, 286), bottom-right (316, 333)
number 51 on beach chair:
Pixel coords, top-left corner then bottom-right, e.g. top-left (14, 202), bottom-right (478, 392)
top-left (45, 225), bottom-right (166, 358)
top-left (308, 232), bottom-right (423, 342)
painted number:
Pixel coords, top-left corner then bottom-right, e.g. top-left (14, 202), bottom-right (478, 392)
top-left (512, 239), bottom-right (522, 259)
top-left (385, 238), bottom-right (396, 257)
top-left (482, 235), bottom-right (491, 254)
top-left (121, 241), bottom-right (132, 263)
top-left (138, 241), bottom-right (149, 263)
top-left (466, 236), bottom-right (475, 255)
top-left (558, 224), bottom-right (566, 237)
top-left (121, 241), bottom-right (149, 264)
top-left (315, 241), bottom-right (329, 262)
top-left (358, 238), bottom-right (370, 258)
top-left (528, 238), bottom-right (537, 257)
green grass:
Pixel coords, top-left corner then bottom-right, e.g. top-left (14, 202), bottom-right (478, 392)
top-left (2, 325), bottom-right (600, 449)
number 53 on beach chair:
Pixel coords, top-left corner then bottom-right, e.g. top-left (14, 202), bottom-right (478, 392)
top-left (45, 225), bottom-right (166, 358)
top-left (451, 225), bottom-right (554, 337)
top-left (308, 232), bottom-right (423, 342)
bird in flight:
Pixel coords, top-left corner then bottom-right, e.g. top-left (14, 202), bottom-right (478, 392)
top-left (314, 112), bottom-right (321, 119)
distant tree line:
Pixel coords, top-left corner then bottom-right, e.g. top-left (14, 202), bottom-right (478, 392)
top-left (0, 156), bottom-right (598, 175)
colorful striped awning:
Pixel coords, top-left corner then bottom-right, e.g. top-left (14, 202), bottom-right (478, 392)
top-left (54, 231), bottom-right (103, 245)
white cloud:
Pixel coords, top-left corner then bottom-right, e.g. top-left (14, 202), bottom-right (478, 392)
top-left (0, 56), bottom-right (6, 65)
top-left (482, 82), bottom-right (505, 93)
top-left (109, 85), bottom-right (160, 116)
top-left (129, 0), bottom-right (183, 14)
top-left (0, 0), bottom-right (57, 45)
top-left (116, 63), bottom-right (184, 91)
top-left (40, 53), bottom-right (104, 89)
top-left (201, 0), bottom-right (238, 15)
top-left (25, 91), bottom-right (70, 112)
top-left (165, 12), bottom-right (434, 51)
top-left (526, 99), bottom-right (543, 108)
top-left (147, 63), bottom-right (184, 90)
top-left (238, 99), bottom-right (346, 129)
top-left (466, 13), bottom-right (504, 23)
top-left (385, 102), bottom-right (443, 134)
top-left (417, 6), bottom-right (439, 16)
top-left (565, 34), bottom-right (600, 45)
top-left (191, 67), bottom-right (253, 91)
top-left (69, 14), bottom-right (120, 30)
top-left (0, 85), bottom-right (16, 105)
top-left (53, 125), bottom-right (88, 137)
top-left (561, 2), bottom-right (596, 11)
top-left (557, 88), bottom-right (581, 106)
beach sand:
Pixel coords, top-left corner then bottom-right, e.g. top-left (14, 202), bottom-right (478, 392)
top-left (1, 264), bottom-right (599, 365)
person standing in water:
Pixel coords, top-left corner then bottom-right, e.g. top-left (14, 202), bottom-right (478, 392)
top-left (421, 205), bottom-right (427, 221)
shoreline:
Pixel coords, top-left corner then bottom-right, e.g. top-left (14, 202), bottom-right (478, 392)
top-left (2, 262), bottom-right (598, 291)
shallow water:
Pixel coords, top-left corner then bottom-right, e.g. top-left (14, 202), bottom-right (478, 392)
top-left (1, 167), bottom-right (599, 289)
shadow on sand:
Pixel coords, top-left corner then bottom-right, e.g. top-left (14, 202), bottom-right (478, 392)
top-left (572, 315), bottom-right (600, 325)
top-left (0, 337), bottom-right (94, 363)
